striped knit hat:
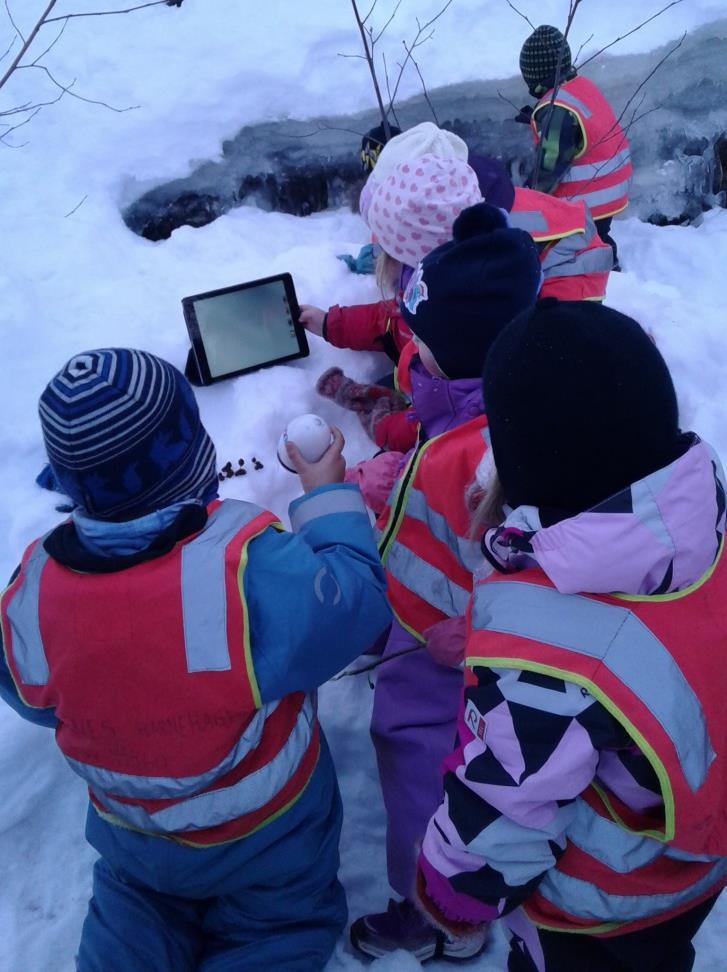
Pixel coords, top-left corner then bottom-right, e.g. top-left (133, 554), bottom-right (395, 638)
top-left (519, 25), bottom-right (575, 97)
top-left (39, 348), bottom-right (218, 520)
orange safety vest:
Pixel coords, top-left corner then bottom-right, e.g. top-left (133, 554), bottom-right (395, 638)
top-left (394, 338), bottom-right (417, 396)
top-left (376, 416), bottom-right (488, 639)
top-left (531, 75), bottom-right (633, 220)
top-left (466, 557), bottom-right (727, 935)
top-left (0, 500), bottom-right (321, 846)
top-left (510, 187), bottom-right (612, 301)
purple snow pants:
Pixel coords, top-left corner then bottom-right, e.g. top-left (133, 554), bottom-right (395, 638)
top-left (370, 619), bottom-right (463, 899)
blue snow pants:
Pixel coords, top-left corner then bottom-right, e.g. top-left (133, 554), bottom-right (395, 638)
top-left (77, 740), bottom-right (346, 972)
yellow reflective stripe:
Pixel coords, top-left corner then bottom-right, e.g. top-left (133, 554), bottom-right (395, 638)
top-left (524, 905), bottom-right (622, 936)
top-left (378, 435), bottom-right (439, 561)
top-left (613, 538), bottom-right (723, 603)
top-left (464, 655), bottom-right (675, 841)
top-left (238, 520), bottom-right (283, 710)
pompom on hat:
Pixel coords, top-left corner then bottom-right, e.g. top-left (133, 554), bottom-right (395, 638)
top-left (366, 154), bottom-right (483, 268)
top-left (38, 348), bottom-right (218, 520)
top-left (400, 202), bottom-right (542, 379)
top-left (359, 122), bottom-right (469, 223)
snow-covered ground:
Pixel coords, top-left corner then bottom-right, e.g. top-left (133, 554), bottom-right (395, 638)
top-left (1, 2), bottom-right (725, 969)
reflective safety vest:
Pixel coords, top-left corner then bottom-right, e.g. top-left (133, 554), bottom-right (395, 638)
top-left (376, 416), bottom-right (488, 639)
top-left (466, 557), bottom-right (727, 935)
top-left (0, 500), bottom-right (321, 846)
top-left (531, 75), bottom-right (633, 220)
top-left (510, 187), bottom-right (612, 301)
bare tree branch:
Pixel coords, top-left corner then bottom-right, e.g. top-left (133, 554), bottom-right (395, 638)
top-left (381, 50), bottom-right (401, 128)
top-left (503, 0), bottom-right (534, 30)
top-left (497, 88), bottom-right (522, 112)
top-left (30, 17), bottom-right (68, 66)
top-left (350, 0), bottom-right (391, 139)
top-left (373, 0), bottom-right (402, 45)
top-left (45, 1), bottom-right (170, 24)
top-left (0, 35), bottom-right (17, 64)
top-left (18, 62), bottom-right (140, 112)
top-left (576, 0), bottom-right (685, 70)
top-left (4, 0), bottom-right (25, 43)
top-left (361, 0), bottom-right (378, 26)
top-left (0, 0), bottom-right (59, 92)
top-left (532, 0), bottom-right (584, 188)
top-left (403, 41), bottom-right (440, 124)
top-left (573, 32), bottom-right (593, 65)
top-left (386, 0), bottom-right (455, 118)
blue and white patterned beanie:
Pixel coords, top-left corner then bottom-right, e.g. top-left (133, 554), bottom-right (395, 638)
top-left (39, 348), bottom-right (218, 520)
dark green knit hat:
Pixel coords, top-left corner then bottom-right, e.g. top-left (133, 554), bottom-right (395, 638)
top-left (519, 25), bottom-right (575, 97)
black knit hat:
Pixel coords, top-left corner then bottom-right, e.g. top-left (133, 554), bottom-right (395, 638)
top-left (361, 122), bottom-right (402, 172)
top-left (482, 299), bottom-right (685, 514)
top-left (400, 203), bottom-right (542, 380)
top-left (519, 25), bottom-right (576, 97)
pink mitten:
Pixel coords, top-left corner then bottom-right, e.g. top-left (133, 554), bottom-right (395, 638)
top-left (316, 367), bottom-right (394, 414)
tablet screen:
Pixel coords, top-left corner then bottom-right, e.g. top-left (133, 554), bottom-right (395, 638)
top-left (189, 277), bottom-right (300, 378)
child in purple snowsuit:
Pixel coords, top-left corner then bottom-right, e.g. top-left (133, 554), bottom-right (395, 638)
top-left (349, 204), bottom-right (543, 961)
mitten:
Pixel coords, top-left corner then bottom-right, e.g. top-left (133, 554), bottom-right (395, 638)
top-left (514, 104), bottom-right (534, 124)
top-left (359, 390), bottom-right (409, 440)
top-left (337, 243), bottom-right (377, 275)
top-left (317, 367), bottom-right (402, 415)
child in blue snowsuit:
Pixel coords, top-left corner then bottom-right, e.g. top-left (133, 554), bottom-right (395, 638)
top-left (0, 348), bottom-right (392, 972)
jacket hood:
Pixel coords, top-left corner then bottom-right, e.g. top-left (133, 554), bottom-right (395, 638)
top-left (483, 435), bottom-right (726, 595)
top-left (409, 357), bottom-right (484, 440)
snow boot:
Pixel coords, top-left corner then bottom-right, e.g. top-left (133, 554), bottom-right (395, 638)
top-left (349, 898), bottom-right (488, 962)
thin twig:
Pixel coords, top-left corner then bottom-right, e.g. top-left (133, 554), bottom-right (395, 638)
top-left (45, 1), bottom-right (169, 23)
top-left (284, 122), bottom-right (370, 140)
top-left (497, 88), bottom-right (522, 112)
top-left (0, 102), bottom-right (42, 144)
top-left (573, 32), bottom-right (593, 65)
top-left (405, 42), bottom-right (440, 124)
top-left (64, 194), bottom-right (88, 217)
top-left (4, 0), bottom-right (25, 42)
top-left (503, 0), bottom-right (534, 29)
top-left (577, 0), bottom-right (685, 70)
top-left (381, 50), bottom-right (401, 128)
top-left (30, 18), bottom-right (68, 66)
top-left (386, 0), bottom-right (455, 117)
top-left (361, 0), bottom-right (378, 26)
top-left (0, 35), bottom-right (16, 64)
top-left (373, 0), bottom-right (402, 45)
top-left (351, 0), bottom-right (391, 139)
top-left (18, 62), bottom-right (140, 112)
top-left (0, 0), bottom-right (58, 92)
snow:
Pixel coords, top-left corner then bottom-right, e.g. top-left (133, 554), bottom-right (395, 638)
top-left (0, 1), bottom-right (725, 969)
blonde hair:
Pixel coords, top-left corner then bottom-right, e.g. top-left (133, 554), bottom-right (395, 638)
top-left (375, 249), bottom-right (403, 297)
top-left (466, 464), bottom-right (507, 539)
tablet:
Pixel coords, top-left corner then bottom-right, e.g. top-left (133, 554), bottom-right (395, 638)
top-left (182, 273), bottom-right (308, 385)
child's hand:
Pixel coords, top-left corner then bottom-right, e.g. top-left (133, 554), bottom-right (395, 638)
top-left (299, 305), bottom-right (326, 337)
top-left (286, 427), bottom-right (346, 492)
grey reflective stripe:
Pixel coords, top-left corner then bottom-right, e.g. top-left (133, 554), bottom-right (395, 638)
top-left (472, 582), bottom-right (714, 791)
top-left (66, 701), bottom-right (279, 799)
top-left (509, 209), bottom-right (549, 235)
top-left (94, 695), bottom-right (316, 833)
top-left (290, 487), bottom-right (366, 530)
top-left (538, 855), bottom-right (727, 923)
top-left (405, 488), bottom-right (483, 572)
top-left (564, 179), bottom-right (632, 210)
top-left (541, 239), bottom-right (613, 279)
top-left (550, 88), bottom-right (592, 118)
top-left (560, 148), bottom-right (632, 184)
top-left (4, 540), bottom-right (50, 686)
top-left (386, 541), bottom-right (469, 618)
top-left (181, 501), bottom-right (267, 673)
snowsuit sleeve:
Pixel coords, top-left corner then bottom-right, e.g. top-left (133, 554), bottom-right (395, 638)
top-left (324, 300), bottom-right (407, 360)
top-left (244, 483), bottom-right (392, 702)
top-left (0, 567), bottom-right (57, 728)
top-left (529, 105), bottom-right (582, 194)
top-left (417, 665), bottom-right (642, 928)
